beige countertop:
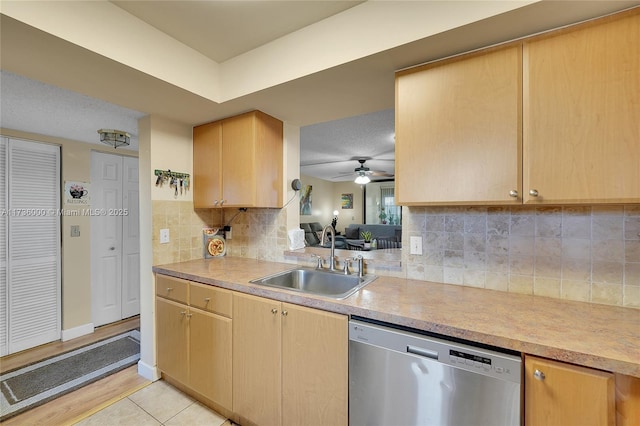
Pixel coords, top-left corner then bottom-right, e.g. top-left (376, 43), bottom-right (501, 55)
top-left (153, 257), bottom-right (640, 378)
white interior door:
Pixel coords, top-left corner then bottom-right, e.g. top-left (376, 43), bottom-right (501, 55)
top-left (121, 156), bottom-right (140, 318)
top-left (91, 152), bottom-right (139, 327)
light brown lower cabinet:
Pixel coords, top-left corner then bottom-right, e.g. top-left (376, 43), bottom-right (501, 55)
top-left (232, 292), bottom-right (348, 426)
top-left (155, 275), bottom-right (232, 411)
top-left (525, 355), bottom-right (640, 426)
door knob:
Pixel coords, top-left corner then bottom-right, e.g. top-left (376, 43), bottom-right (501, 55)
top-left (109, 247), bottom-right (115, 251)
top-left (529, 189), bottom-right (539, 197)
top-left (509, 190), bottom-right (518, 198)
top-left (271, 308), bottom-right (278, 314)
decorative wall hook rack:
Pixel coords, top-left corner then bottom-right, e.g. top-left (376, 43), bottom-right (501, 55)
top-left (154, 169), bottom-right (190, 197)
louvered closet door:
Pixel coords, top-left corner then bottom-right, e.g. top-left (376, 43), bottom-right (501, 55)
top-left (0, 138), bottom-right (8, 356)
top-left (7, 139), bottom-right (61, 354)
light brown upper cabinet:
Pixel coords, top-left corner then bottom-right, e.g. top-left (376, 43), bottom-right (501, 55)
top-left (193, 110), bottom-right (283, 208)
top-left (395, 45), bottom-right (522, 205)
top-left (395, 9), bottom-right (639, 206)
top-left (523, 11), bottom-right (640, 204)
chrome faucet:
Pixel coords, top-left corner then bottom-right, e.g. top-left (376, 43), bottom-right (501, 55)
top-left (320, 224), bottom-right (338, 271)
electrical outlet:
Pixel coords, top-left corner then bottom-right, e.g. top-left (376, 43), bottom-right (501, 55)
top-left (410, 236), bottom-right (423, 255)
top-left (160, 228), bottom-right (170, 244)
top-left (226, 227), bottom-right (232, 240)
top-left (70, 225), bottom-right (80, 237)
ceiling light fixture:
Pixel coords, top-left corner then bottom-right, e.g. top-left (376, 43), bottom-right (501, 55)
top-left (98, 129), bottom-right (130, 149)
top-left (354, 172), bottom-right (370, 184)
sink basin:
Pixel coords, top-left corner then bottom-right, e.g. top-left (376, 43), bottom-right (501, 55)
top-left (250, 267), bottom-right (377, 299)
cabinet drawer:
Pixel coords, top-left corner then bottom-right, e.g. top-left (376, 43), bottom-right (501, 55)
top-left (156, 274), bottom-right (189, 304)
top-left (190, 282), bottom-right (232, 318)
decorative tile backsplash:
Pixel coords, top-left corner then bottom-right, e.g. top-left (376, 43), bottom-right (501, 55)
top-left (404, 205), bottom-right (640, 308)
top-left (152, 200), bottom-right (639, 309)
top-left (152, 200), bottom-right (222, 265)
top-left (152, 201), bottom-right (288, 266)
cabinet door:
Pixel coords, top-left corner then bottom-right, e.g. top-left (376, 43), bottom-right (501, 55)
top-left (189, 308), bottom-right (232, 410)
top-left (525, 355), bottom-right (615, 426)
top-left (156, 297), bottom-right (189, 384)
top-left (523, 12), bottom-right (640, 204)
top-left (395, 45), bottom-right (522, 205)
top-left (282, 303), bottom-right (348, 426)
top-left (221, 113), bottom-right (257, 207)
top-left (232, 293), bottom-right (281, 426)
top-left (193, 121), bottom-right (222, 208)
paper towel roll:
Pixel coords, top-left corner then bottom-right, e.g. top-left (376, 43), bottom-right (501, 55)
top-left (288, 229), bottom-right (305, 250)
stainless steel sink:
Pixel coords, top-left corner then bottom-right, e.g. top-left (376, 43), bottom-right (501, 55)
top-left (250, 267), bottom-right (377, 299)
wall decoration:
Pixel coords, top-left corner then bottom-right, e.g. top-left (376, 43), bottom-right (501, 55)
top-left (154, 169), bottom-right (190, 197)
top-left (300, 185), bottom-right (312, 215)
top-left (341, 193), bottom-right (353, 209)
top-left (64, 181), bottom-right (90, 204)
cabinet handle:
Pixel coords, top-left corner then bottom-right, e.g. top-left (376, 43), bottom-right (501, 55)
top-left (281, 310), bottom-right (288, 316)
top-left (529, 189), bottom-right (539, 197)
top-left (220, 200), bottom-right (226, 206)
top-left (204, 297), bottom-right (210, 303)
top-left (186, 313), bottom-right (192, 318)
top-left (166, 287), bottom-right (173, 293)
top-left (180, 311), bottom-right (186, 316)
top-left (214, 200), bottom-right (219, 206)
top-left (271, 308), bottom-right (278, 314)
top-left (534, 369), bottom-right (545, 381)
top-left (509, 190), bottom-right (518, 198)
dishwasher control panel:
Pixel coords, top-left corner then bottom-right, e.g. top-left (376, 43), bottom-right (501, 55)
top-left (350, 319), bottom-right (521, 384)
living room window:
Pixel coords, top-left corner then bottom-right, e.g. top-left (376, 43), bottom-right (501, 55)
top-left (380, 186), bottom-right (401, 225)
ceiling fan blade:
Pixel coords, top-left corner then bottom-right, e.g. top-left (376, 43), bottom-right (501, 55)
top-left (371, 171), bottom-right (394, 177)
top-left (331, 172), bottom-right (357, 179)
top-left (301, 159), bottom-right (358, 167)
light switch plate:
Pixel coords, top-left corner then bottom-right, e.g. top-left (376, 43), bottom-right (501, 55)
top-left (70, 225), bottom-right (80, 237)
top-left (410, 236), bottom-right (423, 255)
top-left (160, 228), bottom-right (170, 244)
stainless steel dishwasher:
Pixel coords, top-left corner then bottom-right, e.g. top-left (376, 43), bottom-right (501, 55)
top-left (349, 318), bottom-right (522, 426)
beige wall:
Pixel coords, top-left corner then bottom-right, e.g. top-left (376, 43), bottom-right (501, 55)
top-left (332, 180), bottom-right (364, 231)
top-left (298, 174), bottom-right (364, 231)
top-left (0, 127), bottom-right (138, 331)
top-left (145, 116), bottom-right (222, 266)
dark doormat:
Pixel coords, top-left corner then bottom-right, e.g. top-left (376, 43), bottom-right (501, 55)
top-left (0, 330), bottom-right (140, 421)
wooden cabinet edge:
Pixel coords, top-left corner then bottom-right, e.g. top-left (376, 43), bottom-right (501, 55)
top-left (615, 373), bottom-right (640, 426)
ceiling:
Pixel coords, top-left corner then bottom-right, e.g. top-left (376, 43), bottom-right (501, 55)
top-left (2, 1), bottom-right (638, 182)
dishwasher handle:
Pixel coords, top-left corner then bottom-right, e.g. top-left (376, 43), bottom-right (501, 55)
top-left (407, 345), bottom-right (439, 360)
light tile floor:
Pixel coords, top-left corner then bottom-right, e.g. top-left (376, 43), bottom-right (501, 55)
top-left (75, 380), bottom-right (230, 426)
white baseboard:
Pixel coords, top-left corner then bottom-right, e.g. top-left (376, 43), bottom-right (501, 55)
top-left (138, 360), bottom-right (160, 381)
top-left (61, 322), bottom-right (94, 341)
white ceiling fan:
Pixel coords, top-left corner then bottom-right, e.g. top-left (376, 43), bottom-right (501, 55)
top-left (331, 158), bottom-right (394, 183)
